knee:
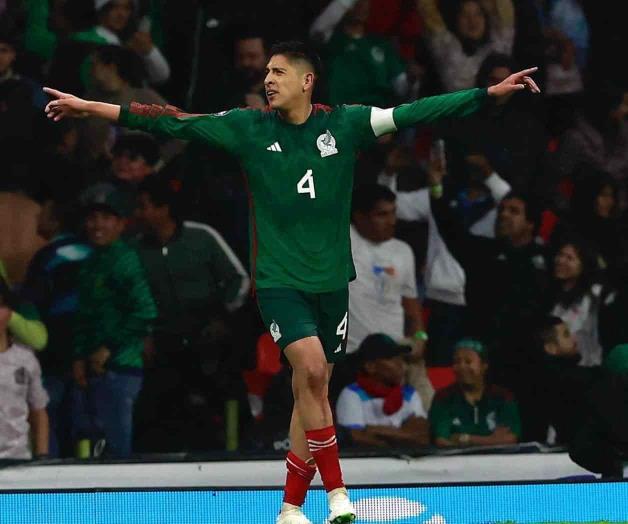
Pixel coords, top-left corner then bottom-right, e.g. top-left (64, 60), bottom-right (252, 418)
top-left (294, 361), bottom-right (329, 399)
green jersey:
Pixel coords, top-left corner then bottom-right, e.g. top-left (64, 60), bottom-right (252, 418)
top-left (119, 88), bottom-right (487, 293)
top-left (429, 383), bottom-right (522, 440)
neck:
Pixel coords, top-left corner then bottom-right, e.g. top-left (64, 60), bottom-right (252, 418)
top-left (279, 102), bottom-right (312, 125)
top-left (461, 382), bottom-right (484, 402)
top-left (509, 232), bottom-right (533, 248)
top-left (154, 219), bottom-right (177, 245)
top-left (561, 278), bottom-right (578, 292)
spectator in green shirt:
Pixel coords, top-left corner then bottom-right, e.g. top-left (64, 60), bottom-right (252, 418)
top-left (310, 0), bottom-right (410, 107)
top-left (73, 183), bottom-right (156, 458)
top-left (429, 338), bottom-right (521, 447)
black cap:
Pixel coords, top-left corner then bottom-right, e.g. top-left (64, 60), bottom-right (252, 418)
top-left (82, 183), bottom-right (133, 218)
top-left (355, 334), bottom-right (412, 362)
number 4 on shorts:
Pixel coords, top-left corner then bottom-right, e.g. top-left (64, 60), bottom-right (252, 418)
top-left (336, 312), bottom-right (348, 340)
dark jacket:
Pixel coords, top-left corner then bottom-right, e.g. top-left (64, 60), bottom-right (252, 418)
top-left (21, 234), bottom-right (92, 374)
top-left (133, 221), bottom-right (249, 338)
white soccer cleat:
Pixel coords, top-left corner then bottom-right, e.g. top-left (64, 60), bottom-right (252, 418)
top-left (327, 487), bottom-right (356, 523)
top-left (276, 503), bottom-right (313, 524)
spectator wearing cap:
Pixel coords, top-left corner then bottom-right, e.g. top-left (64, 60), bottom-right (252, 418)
top-left (310, 0), bottom-right (411, 107)
top-left (429, 338), bottom-right (521, 448)
top-left (336, 334), bottom-right (429, 448)
top-left (0, 277), bottom-right (49, 460)
top-left (73, 184), bottom-right (156, 458)
top-left (20, 193), bottom-right (92, 457)
top-left (570, 343), bottom-right (628, 478)
top-left (132, 175), bottom-right (250, 452)
top-left (344, 184), bottom-right (432, 409)
top-left (416, 0), bottom-right (515, 92)
top-left (533, 316), bottom-right (601, 445)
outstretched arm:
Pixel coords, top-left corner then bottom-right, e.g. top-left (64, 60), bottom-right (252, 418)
top-left (44, 87), bottom-right (120, 121)
top-left (369, 68), bottom-right (540, 137)
top-left (44, 88), bottom-right (245, 153)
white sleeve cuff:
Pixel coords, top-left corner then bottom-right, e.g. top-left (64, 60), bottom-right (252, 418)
top-left (370, 107), bottom-right (397, 137)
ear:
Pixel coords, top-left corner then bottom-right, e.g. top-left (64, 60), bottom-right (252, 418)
top-left (303, 72), bottom-right (315, 93)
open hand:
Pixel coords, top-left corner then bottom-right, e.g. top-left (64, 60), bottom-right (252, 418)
top-left (43, 87), bottom-right (89, 121)
top-left (487, 67), bottom-right (541, 99)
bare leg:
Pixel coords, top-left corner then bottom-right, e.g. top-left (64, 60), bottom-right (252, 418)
top-left (289, 363), bottom-right (335, 462)
top-left (285, 336), bottom-right (331, 431)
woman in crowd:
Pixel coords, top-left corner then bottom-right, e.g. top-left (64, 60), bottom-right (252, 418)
top-left (429, 338), bottom-right (521, 448)
top-left (567, 171), bottom-right (628, 282)
top-left (548, 235), bottom-right (608, 367)
top-left (417, 0), bottom-right (515, 92)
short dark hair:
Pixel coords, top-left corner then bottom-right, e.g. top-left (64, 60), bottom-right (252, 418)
top-left (501, 190), bottom-right (543, 233)
top-left (269, 40), bottom-right (322, 76)
top-left (137, 175), bottom-right (180, 219)
top-left (93, 45), bottom-right (145, 87)
top-left (112, 133), bottom-right (160, 166)
top-left (352, 183), bottom-right (396, 215)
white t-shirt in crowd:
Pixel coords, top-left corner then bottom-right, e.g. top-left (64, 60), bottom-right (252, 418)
top-left (348, 225), bottom-right (418, 354)
top-left (336, 383), bottom-right (426, 429)
top-left (0, 343), bottom-right (49, 459)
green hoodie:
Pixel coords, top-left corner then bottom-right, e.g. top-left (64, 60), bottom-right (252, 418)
top-left (74, 240), bottom-right (156, 370)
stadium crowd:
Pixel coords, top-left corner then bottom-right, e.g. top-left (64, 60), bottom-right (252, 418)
top-left (1, 0), bottom-right (627, 477)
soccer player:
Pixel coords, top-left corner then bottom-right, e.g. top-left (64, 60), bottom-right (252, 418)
top-left (43, 41), bottom-right (539, 524)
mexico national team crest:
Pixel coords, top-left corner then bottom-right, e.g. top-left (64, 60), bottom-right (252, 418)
top-left (270, 320), bottom-right (282, 342)
top-left (317, 130), bottom-right (338, 158)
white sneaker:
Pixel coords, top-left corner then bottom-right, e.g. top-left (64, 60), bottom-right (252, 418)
top-left (276, 503), bottom-right (313, 524)
top-left (327, 487), bottom-right (356, 523)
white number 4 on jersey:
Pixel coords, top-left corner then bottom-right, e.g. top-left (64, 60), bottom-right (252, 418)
top-left (297, 169), bottom-right (316, 199)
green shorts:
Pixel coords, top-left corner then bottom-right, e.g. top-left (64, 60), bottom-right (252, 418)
top-left (256, 287), bottom-right (349, 363)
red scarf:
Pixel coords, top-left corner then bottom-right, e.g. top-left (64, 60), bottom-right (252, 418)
top-left (356, 373), bottom-right (403, 415)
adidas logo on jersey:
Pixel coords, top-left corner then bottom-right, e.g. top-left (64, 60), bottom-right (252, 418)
top-left (267, 142), bottom-right (282, 152)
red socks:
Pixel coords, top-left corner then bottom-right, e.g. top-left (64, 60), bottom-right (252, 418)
top-left (284, 451), bottom-right (316, 506)
top-left (305, 425), bottom-right (345, 493)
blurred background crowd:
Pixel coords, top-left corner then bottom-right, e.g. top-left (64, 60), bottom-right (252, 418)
top-left (1, 0), bottom-right (627, 476)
